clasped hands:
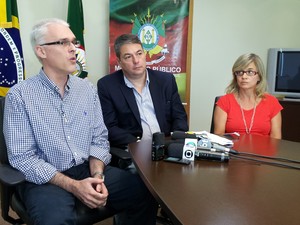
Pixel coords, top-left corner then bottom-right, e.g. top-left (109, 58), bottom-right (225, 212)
top-left (73, 176), bottom-right (108, 209)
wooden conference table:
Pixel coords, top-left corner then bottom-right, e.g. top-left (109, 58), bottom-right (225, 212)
top-left (128, 134), bottom-right (300, 225)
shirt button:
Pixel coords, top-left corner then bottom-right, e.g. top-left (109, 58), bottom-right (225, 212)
top-left (67, 136), bottom-right (71, 140)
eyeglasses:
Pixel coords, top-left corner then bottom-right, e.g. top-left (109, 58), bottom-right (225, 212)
top-left (40, 39), bottom-right (80, 47)
top-left (234, 70), bottom-right (258, 77)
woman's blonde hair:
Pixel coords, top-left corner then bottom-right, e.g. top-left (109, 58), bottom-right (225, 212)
top-left (226, 53), bottom-right (267, 98)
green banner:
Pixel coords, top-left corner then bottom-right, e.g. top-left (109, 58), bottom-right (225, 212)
top-left (67, 0), bottom-right (88, 78)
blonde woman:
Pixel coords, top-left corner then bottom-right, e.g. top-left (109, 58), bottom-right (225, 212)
top-left (214, 53), bottom-right (283, 139)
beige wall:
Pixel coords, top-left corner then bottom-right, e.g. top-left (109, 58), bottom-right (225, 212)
top-left (18, 0), bottom-right (300, 131)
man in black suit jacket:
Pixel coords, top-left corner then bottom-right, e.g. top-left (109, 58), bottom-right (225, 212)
top-left (97, 34), bottom-right (188, 149)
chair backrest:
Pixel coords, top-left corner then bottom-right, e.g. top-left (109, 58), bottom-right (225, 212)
top-left (0, 96), bottom-right (116, 224)
top-left (210, 96), bottom-right (221, 134)
top-left (0, 97), bottom-right (9, 165)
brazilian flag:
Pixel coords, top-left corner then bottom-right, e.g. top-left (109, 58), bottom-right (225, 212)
top-left (67, 0), bottom-right (88, 79)
top-left (0, 0), bottom-right (25, 96)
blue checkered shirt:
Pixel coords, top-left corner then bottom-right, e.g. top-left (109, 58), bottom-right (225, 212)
top-left (3, 69), bottom-right (111, 184)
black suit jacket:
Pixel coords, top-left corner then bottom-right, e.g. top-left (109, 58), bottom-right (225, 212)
top-left (97, 69), bottom-right (188, 148)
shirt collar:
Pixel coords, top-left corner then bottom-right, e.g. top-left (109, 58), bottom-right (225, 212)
top-left (38, 68), bottom-right (72, 93)
top-left (123, 69), bottom-right (149, 89)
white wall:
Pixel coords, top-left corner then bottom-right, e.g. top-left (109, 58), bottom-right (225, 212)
top-left (18, 0), bottom-right (109, 85)
top-left (17, 0), bottom-right (300, 131)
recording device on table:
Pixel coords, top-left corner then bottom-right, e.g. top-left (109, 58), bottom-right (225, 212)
top-left (151, 132), bottom-right (165, 161)
top-left (152, 130), bottom-right (234, 164)
top-left (168, 131), bottom-right (236, 163)
top-left (151, 131), bottom-right (192, 163)
top-left (153, 131), bottom-right (300, 169)
top-left (169, 131), bottom-right (300, 170)
top-left (167, 142), bottom-right (230, 163)
top-left (164, 138), bottom-right (197, 165)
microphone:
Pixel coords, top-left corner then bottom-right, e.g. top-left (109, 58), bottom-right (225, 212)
top-left (167, 142), bottom-right (229, 162)
top-left (198, 138), bottom-right (238, 154)
top-left (171, 131), bottom-right (197, 140)
top-left (172, 131), bottom-right (238, 154)
top-left (167, 143), bottom-right (184, 158)
top-left (151, 132), bottom-right (165, 161)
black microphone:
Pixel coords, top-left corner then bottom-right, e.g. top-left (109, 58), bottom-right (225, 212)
top-left (171, 131), bottom-right (197, 140)
top-left (152, 132), bottom-right (165, 161)
top-left (195, 149), bottom-right (230, 162)
top-left (167, 142), bottom-right (184, 158)
top-left (168, 142), bottom-right (229, 162)
top-left (164, 139), bottom-right (185, 148)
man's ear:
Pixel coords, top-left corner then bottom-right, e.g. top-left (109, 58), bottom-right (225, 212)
top-left (117, 57), bottom-right (122, 68)
top-left (35, 46), bottom-right (47, 59)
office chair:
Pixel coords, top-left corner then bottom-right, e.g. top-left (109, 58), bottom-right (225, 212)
top-left (0, 96), bottom-right (118, 225)
top-left (210, 96), bottom-right (221, 133)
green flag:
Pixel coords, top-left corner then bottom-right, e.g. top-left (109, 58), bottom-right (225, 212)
top-left (0, 0), bottom-right (25, 96)
top-left (67, 0), bottom-right (88, 78)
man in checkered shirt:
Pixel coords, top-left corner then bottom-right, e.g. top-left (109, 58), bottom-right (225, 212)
top-left (3, 18), bottom-right (157, 225)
